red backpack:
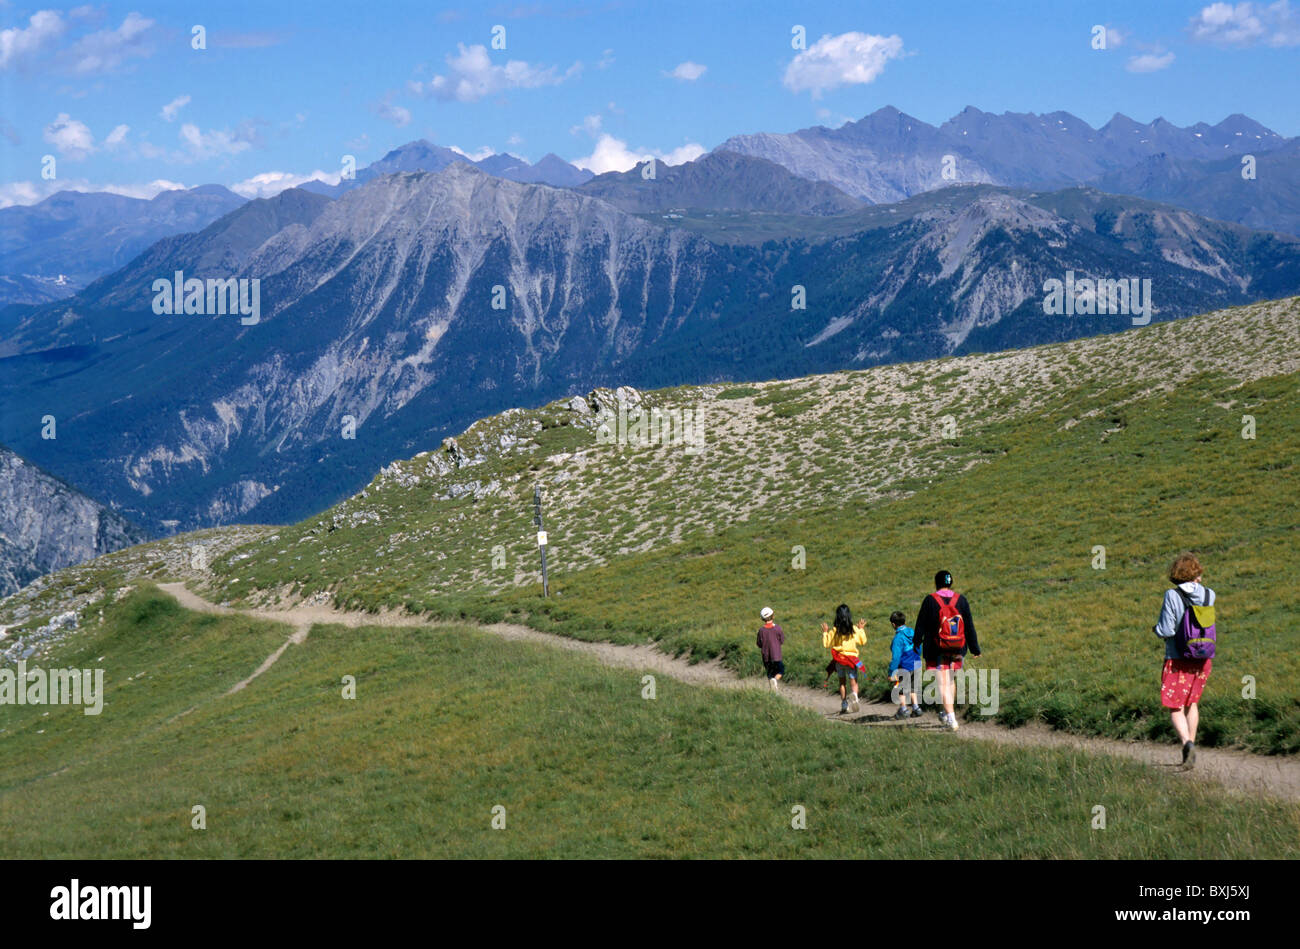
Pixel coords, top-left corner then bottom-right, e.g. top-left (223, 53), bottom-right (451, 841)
top-left (932, 591), bottom-right (966, 652)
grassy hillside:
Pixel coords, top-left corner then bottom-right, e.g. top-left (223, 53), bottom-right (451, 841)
top-left (186, 297), bottom-right (1298, 754)
top-left (2, 587), bottom-right (1296, 858)
top-left (3, 298), bottom-right (1297, 757)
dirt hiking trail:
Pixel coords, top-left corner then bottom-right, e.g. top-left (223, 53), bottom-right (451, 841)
top-left (158, 583), bottom-right (1300, 804)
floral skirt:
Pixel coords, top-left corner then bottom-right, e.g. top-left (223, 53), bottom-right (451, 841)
top-left (1160, 658), bottom-right (1212, 709)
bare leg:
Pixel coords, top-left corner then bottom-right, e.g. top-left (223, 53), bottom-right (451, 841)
top-left (1170, 708), bottom-right (1192, 744)
top-left (1186, 703), bottom-right (1199, 743)
top-left (941, 669), bottom-right (956, 718)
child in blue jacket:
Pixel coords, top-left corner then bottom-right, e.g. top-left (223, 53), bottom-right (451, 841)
top-left (888, 611), bottom-right (923, 720)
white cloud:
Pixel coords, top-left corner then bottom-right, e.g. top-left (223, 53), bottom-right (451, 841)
top-left (104, 123), bottom-right (130, 148)
top-left (598, 48), bottom-right (614, 69)
top-left (506, 133), bottom-right (524, 146)
top-left (449, 144), bottom-right (495, 161)
top-left (101, 178), bottom-right (189, 199)
top-left (571, 133), bottom-right (704, 175)
top-left (659, 142), bottom-right (706, 165)
top-left (178, 122), bottom-right (256, 160)
top-left (230, 169), bottom-right (340, 199)
top-left (570, 113), bottom-right (603, 136)
top-left (0, 177), bottom-right (190, 209)
top-left (69, 11), bottom-right (154, 74)
top-left (416, 43), bottom-right (580, 103)
top-left (783, 31), bottom-right (904, 98)
top-left (815, 108), bottom-right (853, 128)
top-left (1105, 25), bottom-right (1127, 46)
top-left (160, 95), bottom-right (191, 121)
top-left (1126, 50), bottom-right (1176, 72)
top-left (43, 112), bottom-right (95, 159)
top-left (1189, 1), bottom-right (1300, 46)
top-left (0, 180), bottom-right (47, 207)
top-left (1, 10), bottom-right (67, 70)
top-left (666, 60), bottom-right (707, 81)
top-left (374, 96), bottom-right (411, 127)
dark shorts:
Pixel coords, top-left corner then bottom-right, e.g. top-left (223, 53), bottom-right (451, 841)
top-left (925, 655), bottom-right (963, 671)
top-left (764, 660), bottom-right (785, 678)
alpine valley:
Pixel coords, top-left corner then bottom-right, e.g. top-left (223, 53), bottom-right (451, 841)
top-left (2, 106), bottom-right (1299, 570)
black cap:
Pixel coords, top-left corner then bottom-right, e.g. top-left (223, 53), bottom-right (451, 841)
top-left (935, 570), bottom-right (952, 589)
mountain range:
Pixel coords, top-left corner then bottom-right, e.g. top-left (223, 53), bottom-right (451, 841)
top-left (3, 159), bottom-right (1299, 539)
top-left (298, 139), bottom-right (593, 198)
top-left (3, 107), bottom-right (1295, 313)
top-left (0, 144), bottom-right (592, 309)
top-left (718, 106), bottom-right (1287, 202)
top-left (0, 184), bottom-right (246, 306)
top-left (576, 150), bottom-right (861, 215)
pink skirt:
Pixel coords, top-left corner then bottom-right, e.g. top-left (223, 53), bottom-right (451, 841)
top-left (1160, 658), bottom-right (1212, 709)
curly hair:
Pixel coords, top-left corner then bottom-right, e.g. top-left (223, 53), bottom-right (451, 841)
top-left (1169, 553), bottom-right (1203, 584)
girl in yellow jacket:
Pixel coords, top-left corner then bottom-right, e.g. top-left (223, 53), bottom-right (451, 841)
top-left (822, 604), bottom-right (868, 714)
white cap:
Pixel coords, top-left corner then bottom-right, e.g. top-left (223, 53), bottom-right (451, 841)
top-left (760, 606), bottom-right (774, 620)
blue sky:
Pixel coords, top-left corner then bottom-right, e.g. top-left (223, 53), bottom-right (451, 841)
top-left (2, 0), bottom-right (1298, 204)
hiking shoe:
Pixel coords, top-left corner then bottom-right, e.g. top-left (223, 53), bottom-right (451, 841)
top-left (1182, 741), bottom-right (1196, 769)
top-left (840, 700), bottom-right (849, 714)
top-left (893, 707), bottom-right (910, 720)
top-left (769, 678), bottom-right (779, 692)
top-left (910, 706), bottom-right (924, 718)
top-left (850, 694), bottom-right (860, 712)
top-left (946, 714), bottom-right (960, 732)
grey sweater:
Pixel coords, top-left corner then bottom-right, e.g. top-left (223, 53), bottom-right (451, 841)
top-left (1153, 581), bottom-right (1214, 660)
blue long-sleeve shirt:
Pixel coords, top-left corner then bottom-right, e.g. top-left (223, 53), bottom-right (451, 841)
top-left (1154, 582), bottom-right (1214, 660)
top-left (889, 625), bottom-right (920, 675)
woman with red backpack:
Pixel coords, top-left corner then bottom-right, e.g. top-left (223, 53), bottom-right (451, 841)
top-left (1153, 553), bottom-right (1218, 770)
top-left (912, 570), bottom-right (980, 731)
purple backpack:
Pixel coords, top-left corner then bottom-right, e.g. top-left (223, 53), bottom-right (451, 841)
top-left (1175, 588), bottom-right (1217, 660)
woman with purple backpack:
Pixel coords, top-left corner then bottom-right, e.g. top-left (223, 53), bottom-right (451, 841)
top-left (1153, 553), bottom-right (1218, 770)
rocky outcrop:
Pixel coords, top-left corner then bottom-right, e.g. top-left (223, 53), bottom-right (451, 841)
top-left (0, 446), bottom-right (152, 597)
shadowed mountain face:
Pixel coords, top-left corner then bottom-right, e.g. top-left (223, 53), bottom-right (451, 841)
top-left (1092, 139), bottom-right (1300, 236)
top-left (576, 150), bottom-right (862, 215)
top-left (0, 185), bottom-right (247, 306)
top-left (717, 106), bottom-right (1288, 204)
top-left (2, 163), bottom-right (1298, 536)
top-left (0, 445), bottom-right (151, 597)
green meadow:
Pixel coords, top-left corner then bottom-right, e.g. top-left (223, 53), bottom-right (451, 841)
top-left (405, 371), bottom-right (1300, 754)
top-left (2, 587), bottom-right (1296, 859)
top-left (156, 298), bottom-right (1298, 755)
